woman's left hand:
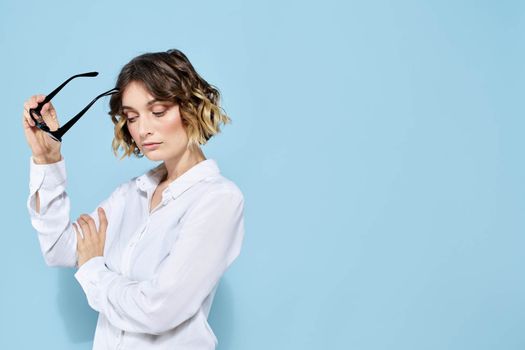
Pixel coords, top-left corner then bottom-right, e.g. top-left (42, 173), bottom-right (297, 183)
top-left (74, 207), bottom-right (108, 268)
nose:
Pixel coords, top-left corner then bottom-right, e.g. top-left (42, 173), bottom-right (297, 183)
top-left (137, 115), bottom-right (154, 140)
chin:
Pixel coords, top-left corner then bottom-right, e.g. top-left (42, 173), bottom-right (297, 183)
top-left (142, 151), bottom-right (165, 162)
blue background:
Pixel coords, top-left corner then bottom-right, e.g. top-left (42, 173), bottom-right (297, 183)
top-left (1, 0), bottom-right (524, 349)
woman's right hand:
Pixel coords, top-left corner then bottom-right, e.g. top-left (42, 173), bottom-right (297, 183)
top-left (22, 95), bottom-right (62, 164)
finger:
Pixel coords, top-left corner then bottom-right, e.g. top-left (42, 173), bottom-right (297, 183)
top-left (40, 100), bottom-right (54, 116)
top-left (78, 217), bottom-right (92, 240)
top-left (29, 94), bottom-right (45, 109)
top-left (82, 214), bottom-right (98, 240)
top-left (23, 101), bottom-right (36, 127)
top-left (47, 103), bottom-right (57, 120)
top-left (22, 112), bottom-right (38, 129)
top-left (34, 94), bottom-right (46, 106)
top-left (40, 101), bottom-right (58, 129)
top-left (22, 116), bottom-right (32, 130)
top-left (98, 207), bottom-right (108, 235)
top-left (73, 223), bottom-right (84, 268)
top-left (73, 222), bottom-right (83, 243)
top-left (24, 95), bottom-right (47, 127)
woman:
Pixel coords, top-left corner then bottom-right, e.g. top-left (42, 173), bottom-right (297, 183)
top-left (22, 49), bottom-right (245, 350)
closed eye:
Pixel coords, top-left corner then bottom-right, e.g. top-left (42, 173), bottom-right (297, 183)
top-left (125, 115), bottom-right (138, 123)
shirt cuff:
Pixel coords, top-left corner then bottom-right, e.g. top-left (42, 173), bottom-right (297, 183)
top-left (29, 155), bottom-right (66, 193)
top-left (74, 256), bottom-right (108, 285)
top-left (74, 256), bottom-right (109, 312)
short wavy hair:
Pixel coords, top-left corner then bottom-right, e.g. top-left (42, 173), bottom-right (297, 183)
top-left (108, 49), bottom-right (230, 159)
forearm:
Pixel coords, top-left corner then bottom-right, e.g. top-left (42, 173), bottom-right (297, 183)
top-left (32, 153), bottom-right (62, 215)
top-left (74, 191), bottom-right (244, 335)
top-left (28, 156), bottom-right (77, 267)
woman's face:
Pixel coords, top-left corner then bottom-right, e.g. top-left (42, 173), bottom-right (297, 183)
top-left (121, 81), bottom-right (189, 162)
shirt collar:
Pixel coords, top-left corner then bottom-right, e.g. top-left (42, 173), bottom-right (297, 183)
top-left (135, 159), bottom-right (220, 200)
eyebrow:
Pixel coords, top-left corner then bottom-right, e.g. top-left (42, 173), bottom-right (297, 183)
top-left (121, 99), bottom-right (164, 110)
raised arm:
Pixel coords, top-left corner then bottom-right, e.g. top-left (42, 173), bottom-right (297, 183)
top-left (27, 156), bottom-right (77, 267)
top-left (27, 156), bottom-right (126, 267)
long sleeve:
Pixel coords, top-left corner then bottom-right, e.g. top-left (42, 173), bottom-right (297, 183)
top-left (27, 156), bottom-right (123, 268)
top-left (74, 189), bottom-right (245, 335)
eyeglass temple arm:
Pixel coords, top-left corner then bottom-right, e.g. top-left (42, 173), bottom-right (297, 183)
top-left (50, 88), bottom-right (119, 141)
top-left (34, 72), bottom-right (99, 113)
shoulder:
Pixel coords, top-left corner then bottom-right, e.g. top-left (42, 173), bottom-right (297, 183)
top-left (181, 179), bottom-right (244, 228)
top-left (107, 176), bottom-right (140, 199)
top-left (186, 172), bottom-right (245, 213)
top-left (201, 175), bottom-right (244, 201)
top-left (198, 159), bottom-right (244, 199)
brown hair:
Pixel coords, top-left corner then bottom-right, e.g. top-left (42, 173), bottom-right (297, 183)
top-left (108, 49), bottom-right (230, 158)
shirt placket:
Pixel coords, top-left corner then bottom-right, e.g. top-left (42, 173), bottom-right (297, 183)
top-left (116, 187), bottom-right (172, 348)
top-left (122, 217), bottom-right (150, 277)
top-left (116, 329), bottom-right (125, 350)
top-left (120, 188), bottom-right (171, 280)
top-left (116, 217), bottom-right (150, 350)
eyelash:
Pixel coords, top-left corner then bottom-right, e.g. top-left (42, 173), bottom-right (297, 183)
top-left (125, 111), bottom-right (166, 123)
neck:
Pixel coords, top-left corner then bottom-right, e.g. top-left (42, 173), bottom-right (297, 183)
top-left (162, 147), bottom-right (206, 184)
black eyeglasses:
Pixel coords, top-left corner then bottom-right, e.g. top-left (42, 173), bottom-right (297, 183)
top-left (29, 72), bottom-right (119, 142)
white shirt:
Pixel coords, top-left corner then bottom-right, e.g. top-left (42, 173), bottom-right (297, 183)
top-left (27, 157), bottom-right (245, 350)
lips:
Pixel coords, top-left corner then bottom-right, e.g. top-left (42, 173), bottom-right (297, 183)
top-left (142, 142), bottom-right (162, 151)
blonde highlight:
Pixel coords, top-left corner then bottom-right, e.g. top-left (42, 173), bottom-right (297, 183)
top-left (108, 49), bottom-right (230, 159)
